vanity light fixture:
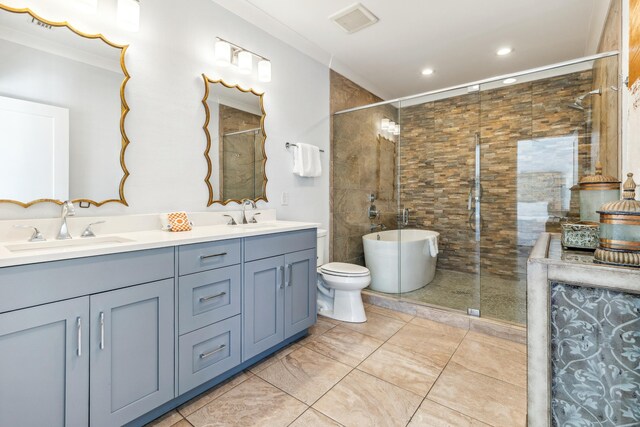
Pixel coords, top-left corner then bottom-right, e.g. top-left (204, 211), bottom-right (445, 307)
top-left (497, 47), bottom-right (513, 56)
top-left (76, 0), bottom-right (98, 14)
top-left (503, 78), bottom-right (517, 84)
top-left (117, 0), bottom-right (140, 32)
top-left (421, 68), bottom-right (435, 76)
top-left (215, 37), bottom-right (271, 83)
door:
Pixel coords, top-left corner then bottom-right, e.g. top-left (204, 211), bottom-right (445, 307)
top-left (284, 249), bottom-right (317, 338)
top-left (243, 255), bottom-right (284, 361)
top-left (0, 297), bottom-right (89, 427)
top-left (90, 279), bottom-right (174, 427)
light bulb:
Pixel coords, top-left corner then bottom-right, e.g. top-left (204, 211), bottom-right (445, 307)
top-left (215, 40), bottom-right (231, 67)
top-left (258, 59), bottom-right (271, 83)
top-left (117, 0), bottom-right (140, 32)
top-left (238, 51), bottom-right (253, 75)
top-left (497, 47), bottom-right (513, 56)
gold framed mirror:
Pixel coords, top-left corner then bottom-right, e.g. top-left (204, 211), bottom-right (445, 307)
top-left (0, 4), bottom-right (130, 207)
top-left (202, 75), bottom-right (267, 206)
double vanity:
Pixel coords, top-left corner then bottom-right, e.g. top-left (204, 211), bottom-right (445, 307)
top-left (0, 215), bottom-right (318, 427)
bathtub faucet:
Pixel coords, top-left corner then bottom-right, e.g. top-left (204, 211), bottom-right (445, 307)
top-left (370, 223), bottom-right (387, 232)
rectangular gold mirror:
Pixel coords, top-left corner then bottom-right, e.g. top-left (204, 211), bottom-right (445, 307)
top-left (202, 75), bottom-right (267, 206)
top-left (0, 5), bottom-right (130, 207)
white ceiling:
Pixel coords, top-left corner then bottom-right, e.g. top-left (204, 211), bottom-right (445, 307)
top-left (212, 0), bottom-right (612, 100)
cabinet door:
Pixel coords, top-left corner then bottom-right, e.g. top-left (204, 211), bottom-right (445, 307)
top-left (90, 279), bottom-right (174, 427)
top-left (0, 297), bottom-right (89, 427)
top-left (284, 249), bottom-right (317, 338)
top-left (243, 255), bottom-right (285, 361)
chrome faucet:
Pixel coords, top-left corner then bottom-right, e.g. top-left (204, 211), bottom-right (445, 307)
top-left (370, 223), bottom-right (387, 232)
top-left (242, 199), bottom-right (257, 224)
top-left (57, 200), bottom-right (75, 240)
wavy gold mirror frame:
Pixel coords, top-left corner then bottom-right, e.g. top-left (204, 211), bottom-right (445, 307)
top-left (0, 4), bottom-right (130, 207)
top-left (202, 74), bottom-right (268, 206)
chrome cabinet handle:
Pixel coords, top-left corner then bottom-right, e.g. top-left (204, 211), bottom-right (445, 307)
top-left (285, 264), bottom-right (292, 287)
top-left (279, 265), bottom-right (285, 289)
top-left (200, 344), bottom-right (226, 359)
top-left (76, 317), bottom-right (82, 357)
top-left (200, 252), bottom-right (227, 260)
top-left (199, 291), bottom-right (226, 303)
top-left (99, 312), bottom-right (105, 350)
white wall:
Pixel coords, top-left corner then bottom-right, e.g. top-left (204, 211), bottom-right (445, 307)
top-left (0, 0), bottom-right (331, 231)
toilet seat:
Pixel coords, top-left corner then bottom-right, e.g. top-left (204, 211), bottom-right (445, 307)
top-left (320, 262), bottom-right (370, 278)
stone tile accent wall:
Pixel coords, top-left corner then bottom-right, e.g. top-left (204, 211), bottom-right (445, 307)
top-left (400, 71), bottom-right (595, 279)
top-left (330, 71), bottom-right (397, 265)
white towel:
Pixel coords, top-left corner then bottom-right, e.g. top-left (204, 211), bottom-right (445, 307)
top-left (292, 143), bottom-right (322, 177)
top-left (426, 236), bottom-right (438, 258)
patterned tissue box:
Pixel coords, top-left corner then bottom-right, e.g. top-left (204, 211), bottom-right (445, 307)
top-left (560, 221), bottom-right (599, 250)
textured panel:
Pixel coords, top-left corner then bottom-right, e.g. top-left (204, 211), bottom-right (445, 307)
top-left (550, 281), bottom-right (640, 426)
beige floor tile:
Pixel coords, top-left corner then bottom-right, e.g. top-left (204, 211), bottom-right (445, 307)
top-left (289, 408), bottom-right (343, 426)
top-left (187, 376), bottom-right (307, 427)
top-left (256, 346), bottom-right (352, 405)
top-left (408, 399), bottom-right (490, 426)
top-left (144, 410), bottom-right (184, 427)
top-left (305, 325), bottom-right (383, 367)
top-left (387, 323), bottom-right (464, 369)
top-left (340, 311), bottom-right (406, 341)
top-left (428, 362), bottom-right (526, 427)
top-left (318, 314), bottom-right (342, 325)
top-left (313, 369), bottom-right (422, 427)
top-left (249, 343), bottom-right (302, 374)
top-left (465, 331), bottom-right (526, 354)
top-left (171, 421), bottom-right (192, 427)
top-left (358, 343), bottom-right (441, 396)
top-left (298, 318), bottom-right (337, 345)
top-left (366, 304), bottom-right (415, 323)
top-left (177, 371), bottom-right (252, 417)
top-left (452, 334), bottom-right (526, 388)
top-left (410, 316), bottom-right (469, 336)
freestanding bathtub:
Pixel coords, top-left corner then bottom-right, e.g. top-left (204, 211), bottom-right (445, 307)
top-left (363, 229), bottom-right (439, 293)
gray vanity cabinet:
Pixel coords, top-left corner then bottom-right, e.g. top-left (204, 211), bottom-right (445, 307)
top-left (243, 255), bottom-right (286, 360)
top-left (0, 297), bottom-right (90, 427)
top-left (284, 248), bottom-right (317, 338)
top-left (90, 279), bottom-right (174, 427)
top-left (242, 229), bottom-right (317, 361)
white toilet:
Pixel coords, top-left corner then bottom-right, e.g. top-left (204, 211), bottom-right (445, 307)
top-left (316, 229), bottom-right (370, 323)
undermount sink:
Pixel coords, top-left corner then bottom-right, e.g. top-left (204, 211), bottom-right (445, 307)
top-left (231, 223), bottom-right (279, 230)
top-left (5, 236), bottom-right (135, 253)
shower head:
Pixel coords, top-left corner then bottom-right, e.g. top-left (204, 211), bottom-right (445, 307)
top-left (568, 88), bottom-right (602, 111)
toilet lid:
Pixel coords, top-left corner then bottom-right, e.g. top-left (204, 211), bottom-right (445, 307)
top-left (320, 262), bottom-right (370, 277)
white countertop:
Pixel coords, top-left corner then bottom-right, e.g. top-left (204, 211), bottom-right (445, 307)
top-left (0, 220), bottom-right (319, 268)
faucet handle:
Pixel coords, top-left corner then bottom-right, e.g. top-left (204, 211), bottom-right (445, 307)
top-left (249, 212), bottom-right (261, 224)
top-left (223, 214), bottom-right (237, 225)
top-left (14, 225), bottom-right (46, 242)
top-left (81, 221), bottom-right (105, 238)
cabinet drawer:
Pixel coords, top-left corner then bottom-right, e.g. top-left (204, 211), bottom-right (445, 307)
top-left (244, 229), bottom-right (316, 262)
top-left (178, 265), bottom-right (241, 335)
top-left (178, 239), bottom-right (241, 276)
top-left (178, 315), bottom-right (241, 395)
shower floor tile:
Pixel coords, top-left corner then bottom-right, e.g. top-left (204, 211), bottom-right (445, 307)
top-left (398, 269), bottom-right (527, 325)
top-left (146, 306), bottom-right (526, 427)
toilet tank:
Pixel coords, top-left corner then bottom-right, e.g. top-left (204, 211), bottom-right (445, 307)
top-left (317, 229), bottom-right (327, 265)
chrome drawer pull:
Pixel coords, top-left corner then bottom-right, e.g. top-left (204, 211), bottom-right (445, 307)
top-left (200, 252), bottom-right (227, 260)
top-left (76, 317), bottom-right (82, 357)
top-left (199, 291), bottom-right (226, 303)
top-left (99, 312), bottom-right (105, 350)
top-left (286, 264), bottom-right (292, 287)
top-left (200, 344), bottom-right (226, 359)
top-left (279, 265), bottom-right (285, 289)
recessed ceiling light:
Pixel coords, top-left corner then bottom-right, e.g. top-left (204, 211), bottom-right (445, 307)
top-left (497, 47), bottom-right (513, 56)
top-left (421, 68), bottom-right (434, 76)
top-left (503, 78), bottom-right (517, 84)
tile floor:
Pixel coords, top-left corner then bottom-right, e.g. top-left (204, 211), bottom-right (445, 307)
top-left (146, 304), bottom-right (527, 427)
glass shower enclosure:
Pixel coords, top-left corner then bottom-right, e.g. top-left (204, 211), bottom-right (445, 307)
top-left (332, 52), bottom-right (620, 326)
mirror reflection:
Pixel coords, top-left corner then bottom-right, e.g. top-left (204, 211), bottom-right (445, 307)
top-left (0, 5), bottom-right (129, 207)
top-left (202, 76), bottom-right (267, 206)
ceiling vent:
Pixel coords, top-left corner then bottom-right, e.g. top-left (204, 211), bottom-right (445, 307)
top-left (329, 3), bottom-right (379, 34)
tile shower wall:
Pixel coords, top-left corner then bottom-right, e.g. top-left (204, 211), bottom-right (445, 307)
top-left (401, 71), bottom-right (595, 278)
top-left (331, 71), bottom-right (397, 265)
top-left (218, 105), bottom-right (263, 200)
